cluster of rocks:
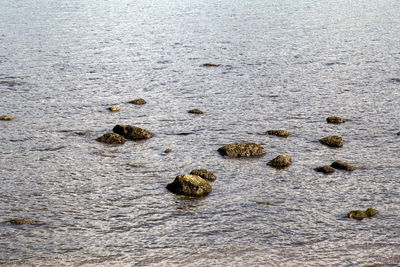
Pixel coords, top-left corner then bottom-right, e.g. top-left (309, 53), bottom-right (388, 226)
top-left (314, 160), bottom-right (356, 174)
top-left (347, 208), bottom-right (379, 220)
top-left (166, 169), bottom-right (216, 197)
top-left (96, 124), bottom-right (154, 144)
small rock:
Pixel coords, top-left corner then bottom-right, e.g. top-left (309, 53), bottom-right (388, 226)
top-left (0, 115), bottom-right (14, 121)
top-left (113, 125), bottom-right (154, 140)
top-left (348, 208), bottom-right (378, 220)
top-left (8, 219), bottom-right (40, 225)
top-left (188, 109), bottom-right (204, 114)
top-left (331, 160), bottom-right (356, 171)
top-left (75, 132), bottom-right (87, 136)
top-left (108, 105), bottom-right (120, 112)
top-left (327, 116), bottom-right (346, 124)
top-left (267, 129), bottom-right (292, 137)
top-left (190, 169), bottom-right (217, 181)
top-left (164, 148), bottom-right (172, 153)
top-left (397, 131), bottom-right (400, 136)
top-left (166, 174), bottom-right (212, 197)
top-left (319, 136), bottom-right (344, 147)
top-left (129, 98), bottom-right (146, 105)
top-left (391, 78), bottom-right (400, 82)
top-left (267, 154), bottom-right (292, 168)
top-left (314, 166), bottom-right (336, 174)
top-left (96, 132), bottom-right (126, 144)
top-left (218, 142), bottom-right (266, 158)
top-left (203, 63), bottom-right (220, 67)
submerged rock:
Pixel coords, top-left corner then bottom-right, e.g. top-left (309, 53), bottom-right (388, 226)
top-left (108, 105), bottom-right (120, 112)
top-left (166, 174), bottom-right (212, 197)
top-left (267, 129), bottom-right (292, 137)
top-left (314, 166), bottom-right (336, 174)
top-left (218, 142), bottom-right (266, 158)
top-left (327, 116), bottom-right (346, 124)
top-left (0, 115), bottom-right (14, 121)
top-left (8, 219), bottom-right (40, 225)
top-left (348, 208), bottom-right (378, 220)
top-left (188, 109), bottom-right (204, 114)
top-left (319, 136), bottom-right (344, 147)
top-left (331, 160), bottom-right (356, 171)
top-left (190, 169), bottom-right (217, 181)
top-left (267, 154), bottom-right (292, 168)
top-left (129, 98), bottom-right (146, 105)
top-left (113, 125), bottom-right (154, 140)
top-left (96, 132), bottom-right (126, 144)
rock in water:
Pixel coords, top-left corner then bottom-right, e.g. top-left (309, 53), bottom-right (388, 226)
top-left (267, 154), bottom-right (292, 168)
top-left (113, 125), bottom-right (154, 140)
top-left (348, 208), bottom-right (378, 220)
top-left (190, 169), bottom-right (217, 181)
top-left (188, 109), bottom-right (204, 114)
top-left (203, 63), bottom-right (220, 67)
top-left (319, 136), bottom-right (344, 147)
top-left (218, 142), bottom-right (266, 157)
top-left (314, 166), bottom-right (336, 174)
top-left (0, 115), bottom-right (14, 120)
top-left (8, 219), bottom-right (40, 225)
top-left (327, 116), bottom-right (346, 124)
top-left (108, 105), bottom-right (120, 112)
top-left (166, 174), bottom-right (212, 197)
top-left (331, 160), bottom-right (356, 171)
top-left (96, 132), bottom-right (126, 144)
top-left (267, 129), bottom-right (292, 137)
top-left (129, 98), bottom-right (146, 105)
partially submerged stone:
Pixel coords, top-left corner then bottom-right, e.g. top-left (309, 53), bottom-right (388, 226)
top-left (188, 109), bottom-right (204, 114)
top-left (267, 129), bottom-right (292, 138)
top-left (96, 132), bottom-right (126, 144)
top-left (320, 136), bottom-right (344, 147)
top-left (314, 166), bottom-right (336, 174)
top-left (108, 105), bottom-right (120, 112)
top-left (129, 98), bottom-right (146, 105)
top-left (348, 208), bottom-right (378, 220)
top-left (203, 63), bottom-right (220, 67)
top-left (331, 160), bottom-right (356, 171)
top-left (218, 142), bottom-right (266, 158)
top-left (0, 115), bottom-right (14, 121)
top-left (8, 219), bottom-right (40, 225)
top-left (190, 169), bottom-right (216, 181)
top-left (166, 174), bottom-right (212, 197)
top-left (164, 148), bottom-right (172, 153)
top-left (397, 131), bottom-right (400, 136)
top-left (327, 116), bottom-right (346, 124)
top-left (267, 154), bottom-right (292, 168)
top-left (113, 124), bottom-right (154, 140)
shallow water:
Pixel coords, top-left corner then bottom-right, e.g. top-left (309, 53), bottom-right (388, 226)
top-left (1, 0), bottom-right (400, 266)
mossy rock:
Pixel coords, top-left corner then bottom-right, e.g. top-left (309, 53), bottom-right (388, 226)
top-left (331, 160), bottom-right (355, 171)
top-left (0, 115), bottom-right (14, 121)
top-left (267, 154), bottom-right (292, 168)
top-left (314, 166), bottom-right (336, 174)
top-left (129, 98), bottom-right (146, 105)
top-left (8, 219), bottom-right (40, 225)
top-left (113, 124), bottom-right (154, 140)
top-left (267, 129), bottom-right (292, 138)
top-left (218, 142), bottom-right (266, 158)
top-left (108, 105), bottom-right (120, 112)
top-left (327, 116), bottom-right (346, 124)
top-left (190, 169), bottom-right (216, 181)
top-left (348, 208), bottom-right (378, 220)
top-left (188, 109), bottom-right (204, 114)
top-left (319, 136), bottom-right (344, 147)
top-left (96, 132), bottom-right (126, 144)
top-left (166, 174), bottom-right (212, 197)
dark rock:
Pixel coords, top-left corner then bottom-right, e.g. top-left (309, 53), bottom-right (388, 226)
top-left (129, 98), bottom-right (146, 105)
top-left (96, 132), bottom-right (126, 144)
top-left (188, 109), bottom-right (204, 114)
top-left (75, 132), bottom-right (87, 136)
top-left (314, 166), bottom-right (336, 174)
top-left (331, 160), bottom-right (356, 171)
top-left (164, 148), bottom-right (172, 153)
top-left (113, 125), bottom-right (154, 140)
top-left (218, 142), bottom-right (266, 158)
top-left (108, 105), bottom-right (120, 112)
top-left (319, 136), bottom-right (344, 147)
top-left (190, 169), bottom-right (216, 181)
top-left (397, 131), bottom-right (400, 136)
top-left (0, 115), bottom-right (14, 121)
top-left (267, 154), bottom-right (292, 168)
top-left (203, 63), bottom-right (220, 67)
top-left (8, 219), bottom-right (40, 225)
top-left (267, 129), bottom-right (292, 137)
top-left (327, 116), bottom-right (346, 124)
top-left (166, 174), bottom-right (212, 197)
top-left (391, 78), bottom-right (400, 82)
top-left (348, 208), bottom-right (378, 220)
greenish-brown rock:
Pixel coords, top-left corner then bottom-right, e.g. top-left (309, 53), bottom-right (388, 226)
top-left (166, 174), bottom-right (212, 197)
top-left (331, 160), bottom-right (356, 171)
top-left (188, 109), bottom-right (204, 114)
top-left (190, 169), bottom-right (216, 181)
top-left (314, 166), bottom-right (336, 174)
top-left (129, 98), bottom-right (146, 105)
top-left (164, 148), bottom-right (172, 153)
top-left (8, 219), bottom-right (40, 225)
top-left (327, 116), bottom-right (346, 124)
top-left (348, 208), bottom-right (378, 220)
top-left (0, 115), bottom-right (14, 121)
top-left (218, 142), bottom-right (266, 158)
top-left (267, 154), bottom-right (292, 168)
top-left (320, 136), bottom-right (344, 147)
top-left (203, 63), bottom-right (220, 67)
top-left (267, 129), bottom-right (292, 137)
top-left (108, 105), bottom-right (120, 112)
top-left (96, 132), bottom-right (126, 144)
top-left (113, 124), bottom-right (154, 140)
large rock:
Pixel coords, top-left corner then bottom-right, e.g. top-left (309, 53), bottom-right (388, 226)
top-left (331, 160), bottom-right (356, 171)
top-left (348, 208), bottom-right (378, 220)
top-left (166, 174), bottom-right (212, 197)
top-left (190, 169), bottom-right (216, 181)
top-left (267, 154), bottom-right (292, 168)
top-left (0, 115), bottom-right (14, 120)
top-left (113, 125), bottom-right (154, 140)
top-left (218, 142), bottom-right (266, 157)
top-left (320, 136), bottom-right (344, 147)
top-left (314, 166), bottom-right (336, 174)
top-left (327, 116), bottom-right (346, 124)
top-left (267, 129), bottom-right (292, 137)
top-left (96, 132), bottom-right (126, 144)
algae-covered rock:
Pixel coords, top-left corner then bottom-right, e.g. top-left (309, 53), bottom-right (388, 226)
top-left (113, 124), bottom-right (154, 140)
top-left (108, 105), bottom-right (120, 112)
top-left (348, 208), bottom-right (378, 220)
top-left (366, 208), bottom-right (379, 217)
top-left (190, 169), bottom-right (217, 181)
top-left (218, 142), bottom-right (266, 158)
top-left (314, 166), bottom-right (336, 174)
top-left (319, 136), bottom-right (344, 147)
top-left (166, 174), bottom-right (212, 197)
top-left (267, 154), bottom-right (292, 168)
top-left (0, 115), bottom-right (14, 121)
top-left (327, 116), bottom-right (346, 124)
top-left (96, 132), bottom-right (126, 144)
top-left (188, 109), bottom-right (204, 114)
top-left (8, 219), bottom-right (40, 225)
top-left (331, 160), bottom-right (356, 171)
top-left (267, 129), bottom-right (292, 138)
top-left (129, 98), bottom-right (146, 105)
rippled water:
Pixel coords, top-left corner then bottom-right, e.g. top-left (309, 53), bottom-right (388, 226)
top-left (1, 0), bottom-right (400, 266)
